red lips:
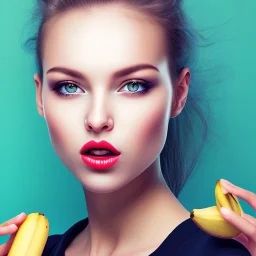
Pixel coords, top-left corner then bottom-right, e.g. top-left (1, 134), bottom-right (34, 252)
top-left (80, 140), bottom-right (121, 155)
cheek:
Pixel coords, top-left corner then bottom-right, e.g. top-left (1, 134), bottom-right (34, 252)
top-left (43, 98), bottom-right (81, 152)
top-left (135, 94), bottom-right (171, 163)
top-left (140, 104), bottom-right (168, 152)
top-left (45, 113), bottom-right (64, 147)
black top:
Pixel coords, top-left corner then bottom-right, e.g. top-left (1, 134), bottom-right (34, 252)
top-left (42, 217), bottom-right (251, 256)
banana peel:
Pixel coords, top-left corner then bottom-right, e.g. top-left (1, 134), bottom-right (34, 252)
top-left (190, 180), bottom-right (243, 239)
top-left (7, 212), bottom-right (49, 256)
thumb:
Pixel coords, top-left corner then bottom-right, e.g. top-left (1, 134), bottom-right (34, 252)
top-left (233, 232), bottom-right (249, 248)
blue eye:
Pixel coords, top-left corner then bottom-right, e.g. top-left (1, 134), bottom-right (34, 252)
top-left (52, 80), bottom-right (152, 97)
top-left (122, 81), bottom-right (151, 94)
top-left (53, 82), bottom-right (83, 97)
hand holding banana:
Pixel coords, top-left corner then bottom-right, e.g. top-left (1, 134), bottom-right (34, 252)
top-left (191, 179), bottom-right (256, 256)
top-left (0, 212), bottom-right (49, 256)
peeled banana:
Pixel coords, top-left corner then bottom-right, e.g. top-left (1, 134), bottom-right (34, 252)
top-left (190, 180), bottom-right (243, 239)
top-left (7, 212), bottom-right (49, 256)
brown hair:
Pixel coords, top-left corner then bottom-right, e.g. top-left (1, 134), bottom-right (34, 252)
top-left (24, 0), bottom-right (213, 197)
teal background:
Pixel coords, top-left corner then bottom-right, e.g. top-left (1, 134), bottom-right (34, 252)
top-left (1, 0), bottom-right (255, 244)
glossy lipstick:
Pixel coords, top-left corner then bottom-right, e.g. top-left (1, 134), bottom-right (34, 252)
top-left (80, 140), bottom-right (121, 170)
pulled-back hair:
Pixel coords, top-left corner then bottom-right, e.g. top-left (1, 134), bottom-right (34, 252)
top-left (24, 0), bottom-right (213, 197)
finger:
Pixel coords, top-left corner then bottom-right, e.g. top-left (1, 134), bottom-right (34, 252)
top-left (0, 224), bottom-right (18, 236)
top-left (221, 207), bottom-right (256, 242)
top-left (241, 212), bottom-right (256, 226)
top-left (0, 213), bottom-right (26, 227)
top-left (220, 179), bottom-right (256, 210)
top-left (0, 228), bottom-right (18, 255)
top-left (233, 232), bottom-right (249, 247)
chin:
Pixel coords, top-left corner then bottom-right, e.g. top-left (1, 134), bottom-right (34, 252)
top-left (78, 172), bottom-right (132, 194)
top-left (82, 183), bottom-right (126, 194)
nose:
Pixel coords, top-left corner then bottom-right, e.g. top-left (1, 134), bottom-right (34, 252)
top-left (85, 117), bottom-right (113, 132)
top-left (84, 101), bottom-right (114, 133)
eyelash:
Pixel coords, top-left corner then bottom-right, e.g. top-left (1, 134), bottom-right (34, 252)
top-left (51, 80), bottom-right (153, 97)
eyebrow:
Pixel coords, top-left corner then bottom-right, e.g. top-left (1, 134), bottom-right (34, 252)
top-left (46, 63), bottom-right (159, 80)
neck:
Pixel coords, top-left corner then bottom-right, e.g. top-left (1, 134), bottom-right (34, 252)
top-left (80, 157), bottom-right (190, 255)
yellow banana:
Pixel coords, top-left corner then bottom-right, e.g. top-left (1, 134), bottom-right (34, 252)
top-left (191, 206), bottom-right (241, 238)
top-left (190, 180), bottom-right (243, 239)
top-left (215, 180), bottom-right (243, 215)
top-left (7, 212), bottom-right (49, 256)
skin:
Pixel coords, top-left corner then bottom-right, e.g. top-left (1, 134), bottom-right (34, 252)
top-left (33, 3), bottom-right (191, 256)
top-left (0, 3), bottom-right (254, 256)
top-left (220, 179), bottom-right (256, 256)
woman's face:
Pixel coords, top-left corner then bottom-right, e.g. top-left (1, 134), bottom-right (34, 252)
top-left (34, 3), bottom-right (188, 193)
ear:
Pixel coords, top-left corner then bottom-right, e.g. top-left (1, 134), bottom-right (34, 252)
top-left (34, 74), bottom-right (45, 117)
top-left (170, 68), bottom-right (190, 118)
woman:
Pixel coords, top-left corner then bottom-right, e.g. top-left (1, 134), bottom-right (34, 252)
top-left (0, 0), bottom-right (255, 255)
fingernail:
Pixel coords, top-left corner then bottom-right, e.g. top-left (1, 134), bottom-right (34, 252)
top-left (9, 224), bottom-right (17, 229)
top-left (221, 207), bottom-right (231, 215)
top-left (221, 179), bottom-right (232, 186)
top-left (220, 180), bottom-right (229, 194)
top-left (16, 212), bottom-right (24, 217)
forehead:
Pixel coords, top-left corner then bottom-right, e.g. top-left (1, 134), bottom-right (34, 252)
top-left (42, 4), bottom-right (168, 75)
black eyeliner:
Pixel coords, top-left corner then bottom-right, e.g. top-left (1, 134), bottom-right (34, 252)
top-left (50, 79), bottom-right (155, 97)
